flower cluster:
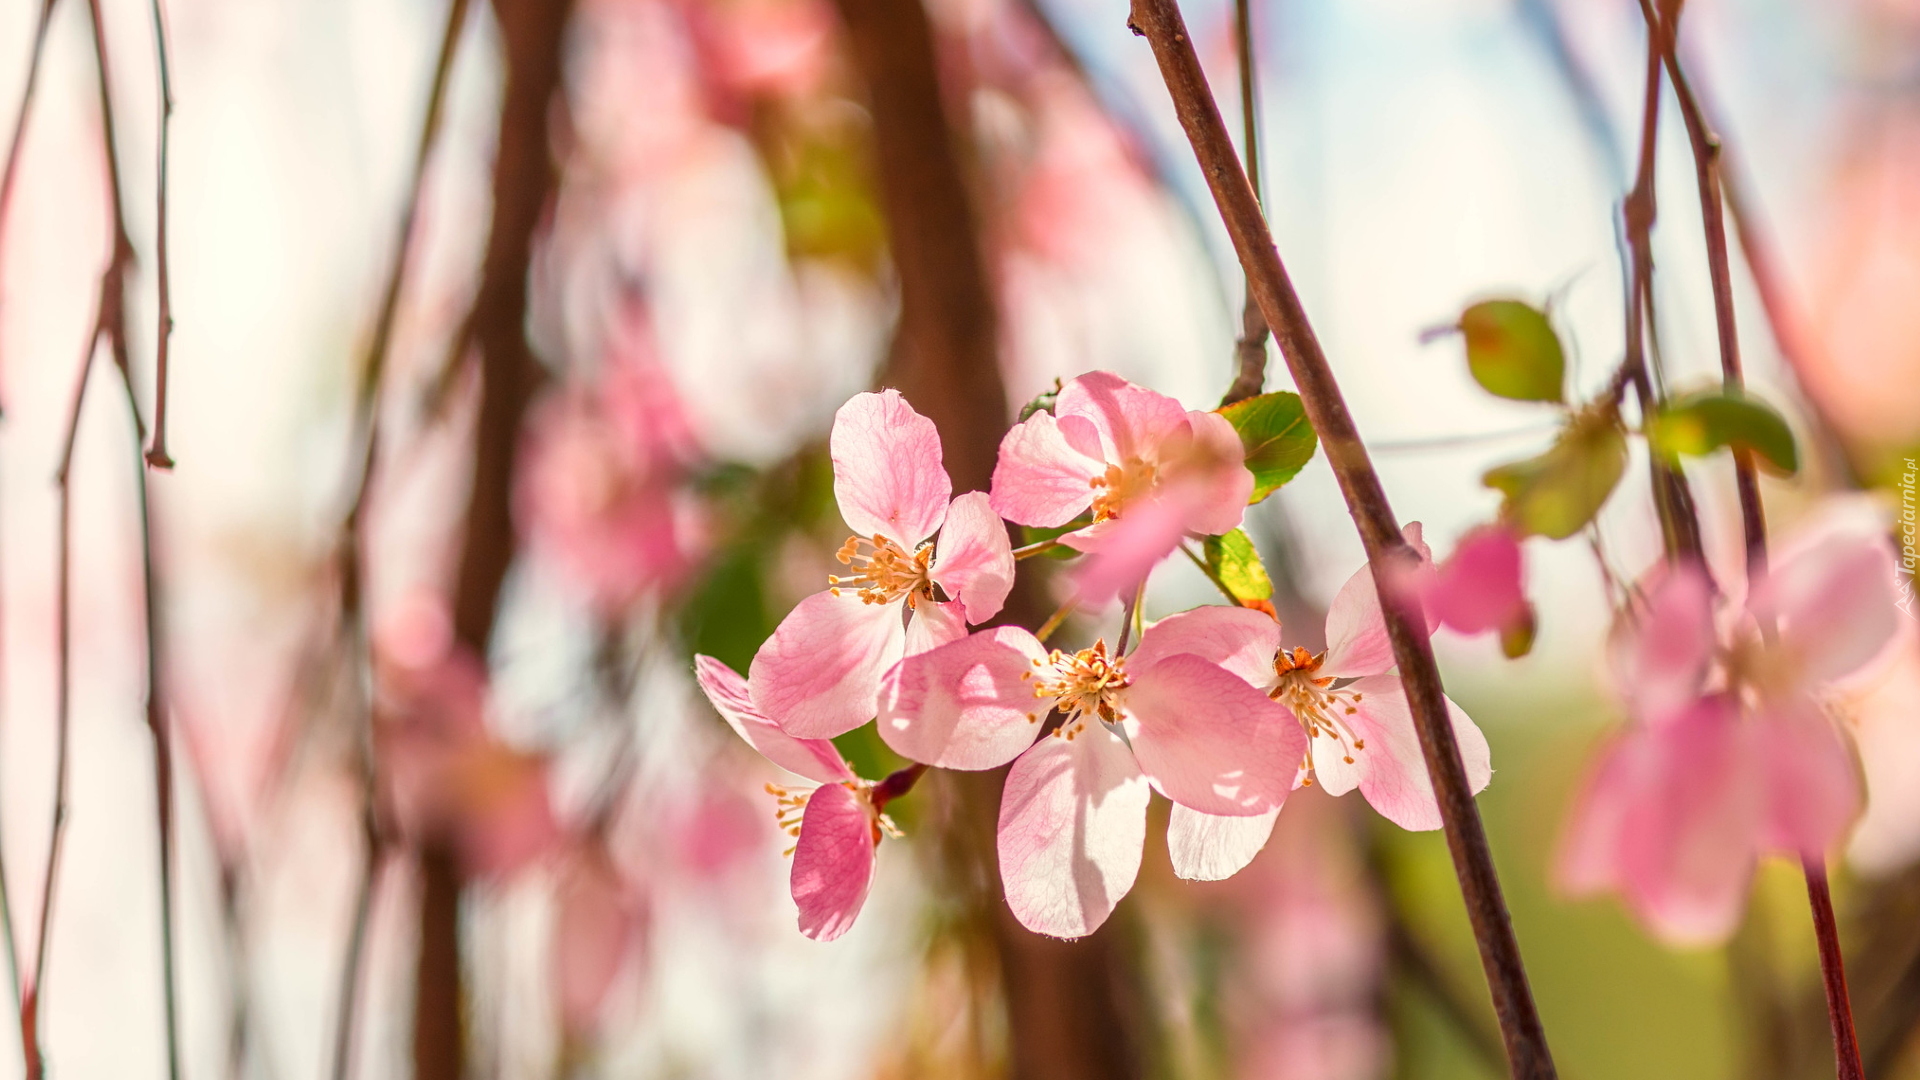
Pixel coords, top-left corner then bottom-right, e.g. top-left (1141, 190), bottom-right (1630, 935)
top-left (695, 374), bottom-right (1500, 940)
top-left (1559, 520), bottom-right (1901, 943)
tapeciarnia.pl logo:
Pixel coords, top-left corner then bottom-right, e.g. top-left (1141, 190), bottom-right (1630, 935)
top-left (1900, 457), bottom-right (1917, 619)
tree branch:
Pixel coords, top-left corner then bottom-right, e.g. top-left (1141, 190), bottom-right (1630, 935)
top-left (1122, 2), bottom-right (1555, 1074)
top-left (142, 0), bottom-right (177, 468)
top-left (1220, 0), bottom-right (1267, 407)
top-left (411, 2), bottom-right (572, 1076)
top-left (1635, 4), bottom-right (1860, 1075)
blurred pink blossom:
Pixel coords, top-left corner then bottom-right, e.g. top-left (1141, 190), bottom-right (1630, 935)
top-left (1558, 522), bottom-right (1901, 944)
top-left (695, 656), bottom-right (899, 941)
top-left (551, 840), bottom-right (650, 1039)
top-left (374, 595), bottom-right (562, 880)
top-left (990, 371), bottom-right (1251, 602)
top-left (1393, 523), bottom-right (1531, 640)
top-left (750, 390), bottom-right (1014, 738)
top-left (516, 335), bottom-right (706, 614)
top-left (879, 613), bottom-right (1302, 938)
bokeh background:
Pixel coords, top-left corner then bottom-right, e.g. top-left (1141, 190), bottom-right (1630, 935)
top-left (0, 0), bottom-right (1917, 1077)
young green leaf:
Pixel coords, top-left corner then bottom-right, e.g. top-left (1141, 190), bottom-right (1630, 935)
top-left (1645, 390), bottom-right (1799, 477)
top-left (1018, 378), bottom-right (1063, 422)
top-left (1203, 529), bottom-right (1273, 603)
top-left (1458, 299), bottom-right (1566, 404)
top-left (1483, 410), bottom-right (1627, 539)
top-left (1218, 391), bottom-right (1318, 503)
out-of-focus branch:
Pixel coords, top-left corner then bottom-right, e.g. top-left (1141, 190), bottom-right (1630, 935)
top-left (411, 2), bottom-right (572, 1077)
top-left (1634, 5), bottom-right (1860, 1075)
top-left (143, 0), bottom-right (176, 468)
top-left (832, 0), bottom-right (1002, 495)
top-left (1637, 0), bottom-right (1766, 574)
top-left (0, 0), bottom-right (58, 412)
top-left (27, 5), bottom-right (187, 1080)
top-left (1123, 1), bottom-right (1555, 1075)
top-left (329, 4), bottom-right (476, 1076)
top-left (1621, 7), bottom-right (1704, 564)
top-left (1220, 0), bottom-right (1267, 407)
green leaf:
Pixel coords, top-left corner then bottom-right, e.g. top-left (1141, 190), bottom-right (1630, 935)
top-left (1218, 391), bottom-right (1318, 503)
top-left (1645, 389), bottom-right (1799, 477)
top-left (1483, 411), bottom-right (1628, 539)
top-left (1458, 300), bottom-right (1566, 404)
top-left (1203, 529), bottom-right (1272, 603)
top-left (1018, 379), bottom-right (1063, 422)
top-left (1019, 521), bottom-right (1084, 559)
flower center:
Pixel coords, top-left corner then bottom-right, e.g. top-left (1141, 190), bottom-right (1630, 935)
top-left (1089, 458), bottom-right (1159, 522)
top-left (1025, 639), bottom-right (1132, 738)
top-left (1269, 647), bottom-right (1368, 779)
top-left (764, 781), bottom-right (901, 855)
top-left (829, 533), bottom-right (935, 607)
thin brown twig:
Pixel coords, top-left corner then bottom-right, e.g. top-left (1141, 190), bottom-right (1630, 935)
top-left (1620, 6), bottom-right (1704, 564)
top-left (143, 0), bottom-right (176, 468)
top-left (327, 2), bottom-right (475, 1076)
top-left (1636, 4), bottom-right (1861, 1075)
top-left (1123, 3), bottom-right (1554, 1074)
top-left (1805, 858), bottom-right (1867, 1080)
top-left (1638, 0), bottom-right (1765, 573)
top-left (0, 0), bottom-right (59, 412)
top-left (27, 320), bottom-right (102, 1080)
top-left (66, 4), bottom-right (181, 1068)
top-left (1220, 0), bottom-right (1267, 406)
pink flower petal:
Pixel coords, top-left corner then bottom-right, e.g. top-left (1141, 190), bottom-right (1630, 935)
top-left (876, 627), bottom-right (1050, 770)
top-left (1307, 675), bottom-right (1490, 832)
top-left (693, 655), bottom-right (853, 785)
top-left (1557, 694), bottom-right (1760, 945)
top-left (831, 390), bottom-right (952, 545)
top-left (989, 411), bottom-right (1104, 527)
top-left (1123, 655), bottom-right (1302, 816)
top-left (996, 723), bottom-right (1151, 938)
top-left (1422, 525), bottom-right (1527, 636)
top-left (1130, 605), bottom-right (1281, 687)
top-left (750, 591), bottom-right (906, 739)
top-left (1064, 495), bottom-right (1190, 603)
top-left (552, 848), bottom-right (645, 1037)
top-left (1322, 524), bottom-right (1433, 679)
top-left (1055, 370), bottom-right (1189, 464)
top-left (1759, 532), bottom-right (1900, 686)
top-left (1166, 803), bottom-right (1280, 881)
top-left (1610, 562), bottom-right (1716, 725)
top-left (1754, 698), bottom-right (1863, 860)
top-left (929, 492), bottom-right (1015, 624)
top-left (1174, 410), bottom-right (1255, 536)
top-left (904, 598), bottom-right (969, 656)
top-left (791, 782), bottom-right (879, 941)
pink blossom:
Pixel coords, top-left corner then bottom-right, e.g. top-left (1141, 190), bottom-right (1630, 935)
top-left (1558, 525), bottom-right (1901, 944)
top-left (551, 840), bottom-right (649, 1039)
top-left (878, 620), bottom-right (1304, 937)
top-left (374, 599), bottom-right (562, 881)
top-left (1157, 531), bottom-right (1493, 882)
top-left (1394, 523), bottom-right (1531, 639)
top-left (750, 390), bottom-right (1015, 738)
top-left (990, 371), bottom-right (1253, 601)
top-left (695, 656), bottom-right (899, 941)
top-left (517, 349), bottom-right (705, 613)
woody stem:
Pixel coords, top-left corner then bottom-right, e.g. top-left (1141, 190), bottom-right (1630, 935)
top-left (1125, 0), bottom-right (1555, 1074)
top-left (1803, 858), bottom-right (1865, 1080)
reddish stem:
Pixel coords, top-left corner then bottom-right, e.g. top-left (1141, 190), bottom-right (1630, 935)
top-left (1804, 859), bottom-right (1866, 1080)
